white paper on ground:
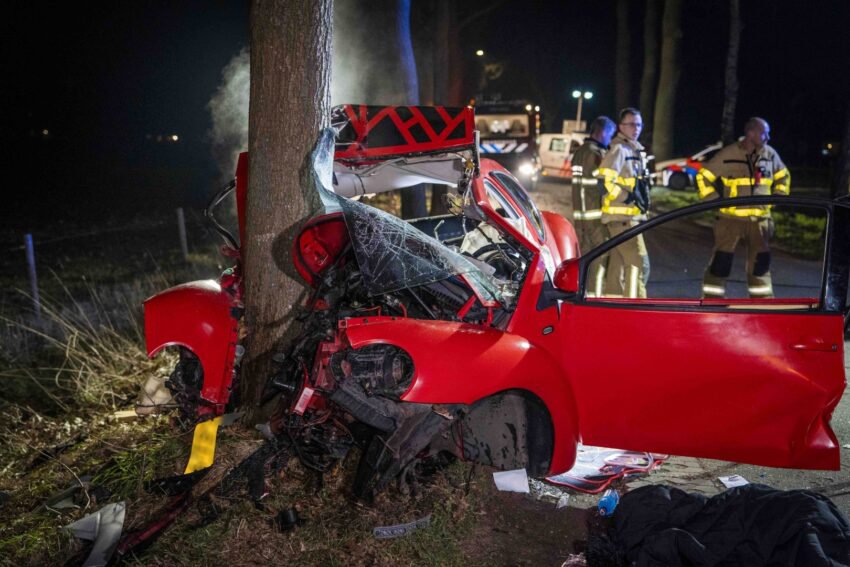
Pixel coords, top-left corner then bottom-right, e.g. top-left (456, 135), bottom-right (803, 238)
top-left (718, 474), bottom-right (749, 488)
top-left (493, 468), bottom-right (530, 493)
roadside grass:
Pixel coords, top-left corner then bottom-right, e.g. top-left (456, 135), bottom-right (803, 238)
top-left (651, 187), bottom-right (827, 259)
top-left (136, 453), bottom-right (479, 566)
top-left (0, 249), bottom-right (484, 566)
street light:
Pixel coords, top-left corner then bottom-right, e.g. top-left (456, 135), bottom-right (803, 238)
top-left (572, 90), bottom-right (593, 130)
top-left (475, 49), bottom-right (485, 56)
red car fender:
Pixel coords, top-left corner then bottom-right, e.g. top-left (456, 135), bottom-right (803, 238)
top-left (144, 280), bottom-right (239, 411)
top-left (541, 210), bottom-right (579, 262)
top-left (341, 317), bottom-right (580, 474)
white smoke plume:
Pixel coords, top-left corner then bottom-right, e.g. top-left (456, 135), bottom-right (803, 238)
top-left (207, 3), bottom-right (409, 178)
top-left (208, 47), bottom-right (250, 180)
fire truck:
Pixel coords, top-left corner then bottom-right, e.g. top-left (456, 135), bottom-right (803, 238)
top-left (472, 99), bottom-right (541, 190)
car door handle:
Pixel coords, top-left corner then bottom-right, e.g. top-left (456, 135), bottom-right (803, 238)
top-left (790, 341), bottom-right (838, 352)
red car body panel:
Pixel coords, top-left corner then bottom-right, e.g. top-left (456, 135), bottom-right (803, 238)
top-left (561, 304), bottom-right (844, 470)
top-left (342, 316), bottom-right (580, 474)
top-left (541, 210), bottom-right (580, 261)
top-left (144, 280), bottom-right (239, 414)
top-left (235, 152), bottom-right (249, 247)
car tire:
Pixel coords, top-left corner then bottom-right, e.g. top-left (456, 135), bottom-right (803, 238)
top-left (668, 171), bottom-right (689, 191)
top-left (166, 348), bottom-right (204, 426)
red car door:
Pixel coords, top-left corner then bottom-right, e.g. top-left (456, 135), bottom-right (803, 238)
top-left (557, 196), bottom-right (850, 470)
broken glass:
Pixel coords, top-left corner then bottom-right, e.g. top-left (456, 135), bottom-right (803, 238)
top-left (335, 196), bottom-right (502, 303)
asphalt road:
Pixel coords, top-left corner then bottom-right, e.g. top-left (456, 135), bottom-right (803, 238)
top-left (533, 177), bottom-right (850, 515)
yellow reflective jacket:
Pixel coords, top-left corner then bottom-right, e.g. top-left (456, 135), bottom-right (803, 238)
top-left (696, 142), bottom-right (790, 218)
top-left (596, 133), bottom-right (648, 223)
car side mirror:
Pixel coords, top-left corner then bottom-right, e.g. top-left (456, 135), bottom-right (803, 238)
top-left (554, 258), bottom-right (580, 293)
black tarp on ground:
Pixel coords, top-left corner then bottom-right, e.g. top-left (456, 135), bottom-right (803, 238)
top-left (611, 484), bottom-right (850, 566)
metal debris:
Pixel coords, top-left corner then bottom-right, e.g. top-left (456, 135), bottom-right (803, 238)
top-left (373, 514), bottom-right (432, 539)
top-left (64, 501), bottom-right (126, 567)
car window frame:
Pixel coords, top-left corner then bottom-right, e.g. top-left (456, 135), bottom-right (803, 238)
top-left (483, 179), bottom-right (521, 221)
top-left (491, 171), bottom-right (546, 243)
top-left (572, 195), bottom-right (848, 314)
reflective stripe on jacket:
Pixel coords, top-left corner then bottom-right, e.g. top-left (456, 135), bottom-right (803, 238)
top-left (596, 133), bottom-right (647, 222)
top-left (696, 142), bottom-right (790, 217)
top-left (571, 138), bottom-right (607, 221)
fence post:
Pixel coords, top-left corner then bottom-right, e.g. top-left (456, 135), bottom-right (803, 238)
top-left (24, 233), bottom-right (42, 321)
top-left (176, 207), bottom-right (189, 262)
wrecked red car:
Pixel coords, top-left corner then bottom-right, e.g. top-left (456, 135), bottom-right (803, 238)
top-left (144, 104), bottom-right (850, 500)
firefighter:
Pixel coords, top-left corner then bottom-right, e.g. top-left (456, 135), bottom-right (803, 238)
top-left (596, 108), bottom-right (651, 298)
top-left (697, 117), bottom-right (790, 298)
top-left (571, 116), bottom-right (616, 259)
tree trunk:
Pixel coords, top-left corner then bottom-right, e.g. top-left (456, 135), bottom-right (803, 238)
top-left (395, 0), bottom-right (428, 219)
top-left (615, 0), bottom-right (632, 112)
top-left (652, 0), bottom-right (682, 162)
top-left (720, 0), bottom-right (741, 144)
top-left (241, 0), bottom-right (333, 420)
top-left (430, 0), bottom-right (452, 216)
top-left (833, 106), bottom-right (850, 198)
top-left (639, 0), bottom-right (660, 147)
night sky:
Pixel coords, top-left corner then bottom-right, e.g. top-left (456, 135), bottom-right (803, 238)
top-left (3, 1), bottom-right (849, 228)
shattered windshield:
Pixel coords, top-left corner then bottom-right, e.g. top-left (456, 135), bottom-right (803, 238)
top-left (336, 196), bottom-right (504, 303)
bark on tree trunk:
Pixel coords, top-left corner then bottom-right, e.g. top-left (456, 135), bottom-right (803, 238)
top-left (833, 106), bottom-right (850, 198)
top-left (615, 0), bottom-right (632, 113)
top-left (639, 0), bottom-right (660, 148)
top-left (652, 0), bottom-right (682, 162)
top-left (395, 0), bottom-right (428, 219)
top-left (241, 0), bottom-right (333, 421)
top-left (430, 0), bottom-right (452, 216)
top-left (720, 0), bottom-right (741, 145)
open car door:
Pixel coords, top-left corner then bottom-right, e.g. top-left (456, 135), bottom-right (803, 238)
top-left (559, 196), bottom-right (850, 470)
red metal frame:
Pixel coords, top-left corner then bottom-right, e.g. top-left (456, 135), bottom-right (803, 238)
top-left (334, 105), bottom-right (474, 161)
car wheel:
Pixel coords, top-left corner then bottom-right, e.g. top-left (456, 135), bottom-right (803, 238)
top-left (668, 171), bottom-right (689, 191)
top-left (166, 348), bottom-right (204, 426)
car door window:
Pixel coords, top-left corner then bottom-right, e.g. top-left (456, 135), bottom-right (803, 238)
top-left (583, 201), bottom-right (828, 309)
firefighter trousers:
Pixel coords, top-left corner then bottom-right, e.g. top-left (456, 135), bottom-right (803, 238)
top-left (702, 216), bottom-right (773, 298)
top-left (603, 220), bottom-right (648, 298)
top-left (575, 219), bottom-right (607, 257)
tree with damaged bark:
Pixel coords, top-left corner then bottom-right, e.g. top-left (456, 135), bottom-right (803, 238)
top-left (394, 0), bottom-right (429, 219)
top-left (241, 0), bottom-right (333, 419)
top-left (720, 0), bottom-right (742, 145)
top-left (615, 0), bottom-right (632, 113)
top-left (833, 107), bottom-right (850, 198)
top-left (638, 0), bottom-right (660, 148)
top-left (651, 0), bottom-right (682, 162)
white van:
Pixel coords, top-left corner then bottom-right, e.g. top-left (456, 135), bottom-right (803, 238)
top-left (539, 132), bottom-right (586, 180)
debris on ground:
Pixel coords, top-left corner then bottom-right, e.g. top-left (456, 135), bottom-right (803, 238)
top-left (64, 501), bottom-right (126, 567)
top-left (373, 514), bottom-right (432, 539)
top-left (597, 488), bottom-right (619, 517)
top-left (546, 445), bottom-right (668, 493)
top-left (560, 552), bottom-right (587, 566)
top-left (37, 476), bottom-right (92, 511)
top-left (610, 484), bottom-right (850, 565)
top-left (493, 468), bottom-right (530, 493)
top-left (529, 478), bottom-right (571, 508)
top-left (718, 474), bottom-right (749, 488)
top-left (273, 507), bottom-right (306, 532)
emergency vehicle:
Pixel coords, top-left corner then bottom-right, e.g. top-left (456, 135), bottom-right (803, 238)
top-left (472, 99), bottom-right (541, 189)
top-left (539, 132), bottom-right (586, 180)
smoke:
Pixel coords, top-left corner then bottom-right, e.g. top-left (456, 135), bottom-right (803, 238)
top-left (207, 2), bottom-right (419, 178)
top-left (208, 47), bottom-right (250, 180)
